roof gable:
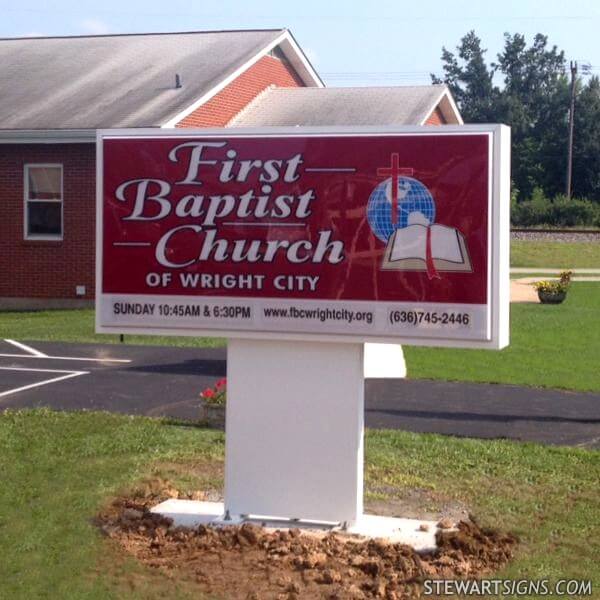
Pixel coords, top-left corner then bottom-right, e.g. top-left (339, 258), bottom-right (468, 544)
top-left (229, 85), bottom-right (462, 127)
top-left (0, 29), bottom-right (296, 130)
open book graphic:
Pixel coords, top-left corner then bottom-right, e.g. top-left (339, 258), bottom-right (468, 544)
top-left (381, 223), bottom-right (472, 272)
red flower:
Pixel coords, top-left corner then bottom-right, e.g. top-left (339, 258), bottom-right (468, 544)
top-left (202, 388), bottom-right (215, 399)
top-left (216, 378), bottom-right (227, 389)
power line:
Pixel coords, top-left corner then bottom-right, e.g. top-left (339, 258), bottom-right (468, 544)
top-left (4, 7), bottom-right (600, 21)
top-left (322, 66), bottom-right (600, 81)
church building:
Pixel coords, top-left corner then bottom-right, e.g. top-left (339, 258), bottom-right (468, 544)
top-left (0, 29), bottom-right (462, 308)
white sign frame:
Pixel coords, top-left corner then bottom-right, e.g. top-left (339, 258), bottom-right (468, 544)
top-left (95, 125), bottom-right (510, 349)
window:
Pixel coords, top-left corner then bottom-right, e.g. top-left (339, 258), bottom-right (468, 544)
top-left (24, 164), bottom-right (63, 240)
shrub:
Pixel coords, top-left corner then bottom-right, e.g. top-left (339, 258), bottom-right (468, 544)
top-left (511, 188), bottom-right (551, 226)
top-left (511, 189), bottom-right (600, 227)
top-left (547, 195), bottom-right (599, 227)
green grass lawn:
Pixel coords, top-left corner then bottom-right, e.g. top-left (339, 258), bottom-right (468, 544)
top-left (404, 282), bottom-right (600, 392)
top-left (0, 410), bottom-right (598, 599)
top-left (511, 240), bottom-right (600, 268)
top-left (0, 309), bottom-right (224, 347)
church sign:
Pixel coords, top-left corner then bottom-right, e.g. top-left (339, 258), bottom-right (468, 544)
top-left (96, 126), bottom-right (510, 348)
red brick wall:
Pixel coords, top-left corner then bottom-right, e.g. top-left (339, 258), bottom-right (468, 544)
top-left (425, 106), bottom-right (446, 125)
top-left (0, 144), bottom-right (96, 299)
top-left (176, 54), bottom-right (303, 128)
top-left (0, 54), bottom-right (306, 301)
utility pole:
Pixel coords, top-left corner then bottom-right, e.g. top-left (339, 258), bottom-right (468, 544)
top-left (566, 61), bottom-right (578, 199)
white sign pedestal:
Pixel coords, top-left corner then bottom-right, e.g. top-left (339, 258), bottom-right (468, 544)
top-left (224, 338), bottom-right (364, 525)
top-left (153, 338), bottom-right (442, 546)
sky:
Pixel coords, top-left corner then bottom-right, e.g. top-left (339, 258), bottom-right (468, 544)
top-left (3, 0), bottom-right (600, 86)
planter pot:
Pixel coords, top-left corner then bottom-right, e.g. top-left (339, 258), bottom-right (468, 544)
top-left (198, 401), bottom-right (226, 429)
top-left (537, 289), bottom-right (567, 304)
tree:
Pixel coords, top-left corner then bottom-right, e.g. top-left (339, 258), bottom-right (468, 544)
top-left (494, 33), bottom-right (569, 199)
top-left (431, 31), bottom-right (500, 123)
top-left (433, 32), bottom-right (570, 201)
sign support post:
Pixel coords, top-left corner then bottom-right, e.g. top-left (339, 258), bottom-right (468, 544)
top-left (225, 338), bottom-right (364, 525)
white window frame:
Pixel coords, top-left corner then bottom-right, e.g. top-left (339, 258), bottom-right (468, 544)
top-left (24, 163), bottom-right (64, 241)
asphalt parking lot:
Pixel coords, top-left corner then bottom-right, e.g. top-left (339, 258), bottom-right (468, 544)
top-left (1, 339), bottom-right (599, 448)
top-left (0, 339), bottom-right (225, 420)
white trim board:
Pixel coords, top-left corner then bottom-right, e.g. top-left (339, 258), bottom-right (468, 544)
top-left (419, 87), bottom-right (464, 126)
top-left (0, 130), bottom-right (95, 144)
top-left (161, 30), bottom-right (323, 128)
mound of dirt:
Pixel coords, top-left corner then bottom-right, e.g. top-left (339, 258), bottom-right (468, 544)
top-left (97, 496), bottom-right (517, 600)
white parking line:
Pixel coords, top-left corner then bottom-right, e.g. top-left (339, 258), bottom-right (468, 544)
top-left (0, 366), bottom-right (89, 399)
top-left (0, 353), bottom-right (131, 364)
top-left (4, 339), bottom-right (48, 357)
top-left (1, 339), bottom-right (131, 363)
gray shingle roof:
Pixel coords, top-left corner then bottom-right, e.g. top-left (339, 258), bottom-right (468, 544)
top-left (229, 85), bottom-right (453, 127)
top-left (0, 29), bottom-right (286, 129)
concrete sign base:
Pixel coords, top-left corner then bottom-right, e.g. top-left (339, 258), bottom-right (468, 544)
top-left (151, 499), bottom-right (441, 552)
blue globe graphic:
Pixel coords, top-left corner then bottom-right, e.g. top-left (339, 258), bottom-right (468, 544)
top-left (367, 177), bottom-right (436, 242)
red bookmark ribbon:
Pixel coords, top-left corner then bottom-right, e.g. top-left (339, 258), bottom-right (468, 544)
top-left (425, 225), bottom-right (441, 280)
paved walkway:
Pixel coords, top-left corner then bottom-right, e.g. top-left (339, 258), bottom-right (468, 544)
top-left (511, 268), bottom-right (600, 274)
top-left (511, 279), bottom-right (539, 303)
top-left (1, 340), bottom-right (598, 448)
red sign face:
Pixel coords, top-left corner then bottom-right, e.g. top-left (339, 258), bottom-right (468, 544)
top-left (97, 128), bottom-right (508, 347)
